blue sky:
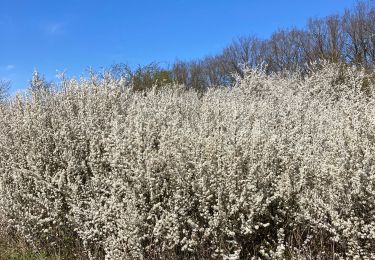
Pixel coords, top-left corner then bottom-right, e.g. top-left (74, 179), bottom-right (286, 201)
top-left (0, 0), bottom-right (357, 92)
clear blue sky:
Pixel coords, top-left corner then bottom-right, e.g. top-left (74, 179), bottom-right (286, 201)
top-left (0, 0), bottom-right (357, 92)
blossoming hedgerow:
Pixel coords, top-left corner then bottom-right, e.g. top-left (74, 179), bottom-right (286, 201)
top-left (0, 62), bottom-right (374, 259)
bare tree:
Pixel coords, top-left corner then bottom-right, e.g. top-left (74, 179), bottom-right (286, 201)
top-left (188, 61), bottom-right (207, 91)
top-left (222, 35), bottom-right (264, 77)
top-left (171, 60), bottom-right (189, 85)
top-left (342, 1), bottom-right (375, 67)
top-left (264, 29), bottom-right (308, 73)
top-left (108, 63), bottom-right (133, 81)
top-left (326, 15), bottom-right (345, 62)
top-left (202, 55), bottom-right (233, 87)
top-left (308, 18), bottom-right (329, 60)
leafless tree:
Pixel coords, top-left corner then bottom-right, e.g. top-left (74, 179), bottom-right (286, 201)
top-left (171, 60), bottom-right (189, 85)
top-left (188, 61), bottom-right (207, 91)
top-left (342, 1), bottom-right (375, 67)
top-left (222, 35), bottom-right (264, 77)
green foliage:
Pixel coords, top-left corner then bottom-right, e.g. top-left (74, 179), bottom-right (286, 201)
top-left (131, 63), bottom-right (173, 92)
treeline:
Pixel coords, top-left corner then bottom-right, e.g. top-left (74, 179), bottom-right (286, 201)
top-left (101, 1), bottom-right (374, 92)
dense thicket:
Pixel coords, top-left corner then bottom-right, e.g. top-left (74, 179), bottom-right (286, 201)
top-left (0, 1), bottom-right (374, 259)
top-left (0, 62), bottom-right (374, 259)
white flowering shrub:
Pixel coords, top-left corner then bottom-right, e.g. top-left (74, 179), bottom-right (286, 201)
top-left (0, 62), bottom-right (374, 259)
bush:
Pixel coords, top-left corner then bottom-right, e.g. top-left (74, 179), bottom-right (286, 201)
top-left (0, 63), bottom-right (374, 259)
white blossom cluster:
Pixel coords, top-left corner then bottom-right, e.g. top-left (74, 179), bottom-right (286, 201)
top-left (0, 63), bottom-right (374, 259)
